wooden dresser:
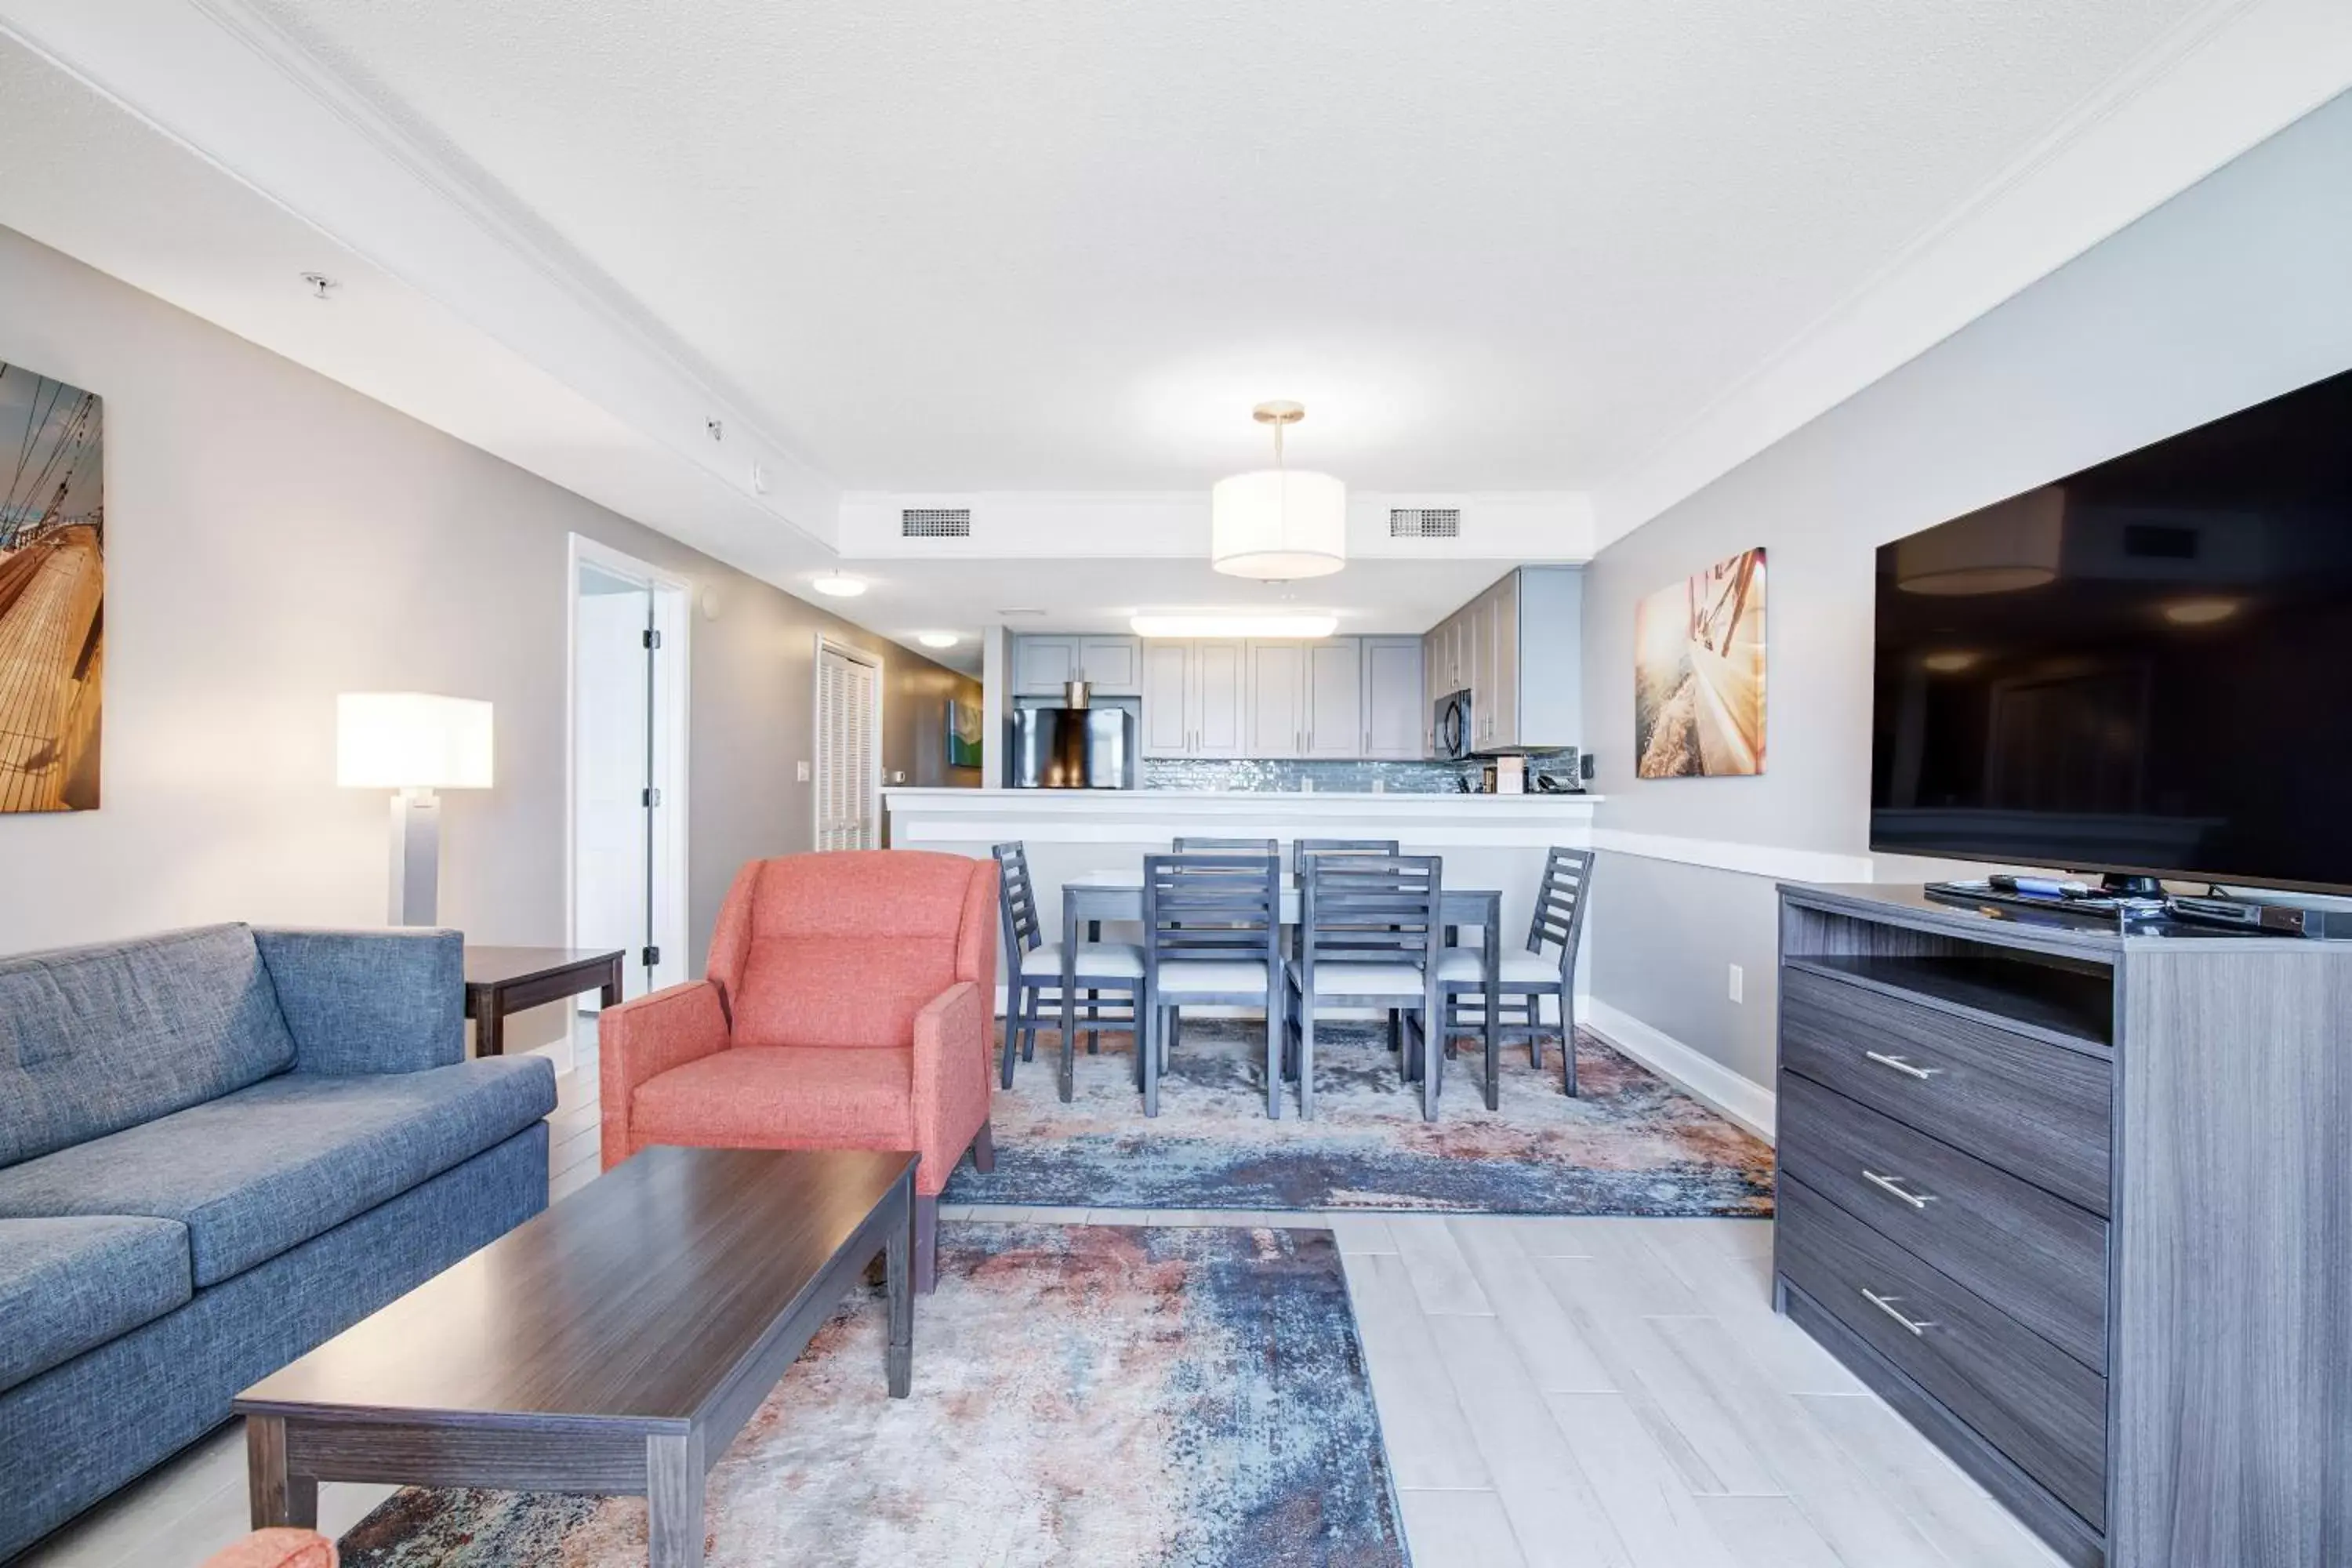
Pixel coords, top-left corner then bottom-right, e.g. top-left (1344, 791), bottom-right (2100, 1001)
top-left (1773, 883), bottom-right (2349, 1568)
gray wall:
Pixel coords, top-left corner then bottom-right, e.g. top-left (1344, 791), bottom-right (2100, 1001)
top-left (0, 223), bottom-right (978, 968)
top-left (1581, 90), bottom-right (2352, 1091)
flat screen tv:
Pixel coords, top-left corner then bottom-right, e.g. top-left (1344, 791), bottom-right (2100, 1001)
top-left (1871, 367), bottom-right (2352, 895)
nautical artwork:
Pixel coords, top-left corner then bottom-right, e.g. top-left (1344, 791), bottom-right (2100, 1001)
top-left (1635, 546), bottom-right (1767, 779)
top-left (947, 696), bottom-right (983, 769)
top-left (0, 365), bottom-right (103, 812)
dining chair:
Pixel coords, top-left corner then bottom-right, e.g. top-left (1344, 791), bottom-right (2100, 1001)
top-left (992, 841), bottom-right (1143, 1088)
top-left (1286, 854), bottom-right (1444, 1120)
top-left (1290, 837), bottom-right (1399, 873)
top-left (1174, 836), bottom-right (1279, 854)
top-left (1440, 846), bottom-right (1595, 1094)
top-left (1140, 852), bottom-right (1282, 1117)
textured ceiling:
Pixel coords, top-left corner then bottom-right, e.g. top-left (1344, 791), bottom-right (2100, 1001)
top-left (243, 0), bottom-right (2206, 493)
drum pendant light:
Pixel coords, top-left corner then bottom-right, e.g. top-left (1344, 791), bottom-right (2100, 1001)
top-left (1210, 401), bottom-right (1346, 580)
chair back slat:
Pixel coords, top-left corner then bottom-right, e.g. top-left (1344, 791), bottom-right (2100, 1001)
top-left (1291, 837), bottom-right (1401, 876)
top-left (1526, 846), bottom-right (1596, 978)
top-left (1174, 836), bottom-right (1278, 855)
top-left (991, 841), bottom-right (1043, 953)
top-left (1300, 854), bottom-right (1442, 970)
top-left (1144, 854), bottom-right (1281, 965)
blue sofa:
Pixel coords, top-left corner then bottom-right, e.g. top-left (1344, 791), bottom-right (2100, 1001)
top-left (0, 924), bottom-right (556, 1559)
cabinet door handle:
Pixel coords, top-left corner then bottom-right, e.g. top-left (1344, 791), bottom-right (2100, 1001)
top-left (1860, 1289), bottom-right (1936, 1335)
top-left (1864, 1051), bottom-right (1940, 1080)
top-left (1861, 1170), bottom-right (1935, 1210)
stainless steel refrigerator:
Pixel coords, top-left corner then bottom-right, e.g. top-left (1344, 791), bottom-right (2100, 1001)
top-left (1011, 705), bottom-right (1134, 788)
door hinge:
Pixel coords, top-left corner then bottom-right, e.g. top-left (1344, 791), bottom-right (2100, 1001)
top-left (642, 629), bottom-right (662, 650)
top-left (641, 786), bottom-right (662, 807)
top-left (641, 945), bottom-right (662, 967)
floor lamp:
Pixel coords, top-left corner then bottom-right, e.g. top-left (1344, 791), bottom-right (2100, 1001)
top-left (337, 692), bottom-right (494, 927)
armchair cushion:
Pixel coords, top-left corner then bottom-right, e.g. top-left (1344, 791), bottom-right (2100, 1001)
top-left (629, 1047), bottom-right (914, 1152)
top-left (597, 980), bottom-right (731, 1170)
top-left (252, 928), bottom-right (464, 1075)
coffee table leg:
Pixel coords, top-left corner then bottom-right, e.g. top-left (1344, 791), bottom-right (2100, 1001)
top-left (245, 1416), bottom-right (316, 1530)
top-left (886, 1196), bottom-right (913, 1398)
top-left (647, 1431), bottom-right (706, 1568)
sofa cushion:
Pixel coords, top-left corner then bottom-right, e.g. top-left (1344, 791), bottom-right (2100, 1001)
top-left (0, 926), bottom-right (299, 1168)
top-left (631, 1047), bottom-right (913, 1150)
top-left (725, 852), bottom-right (977, 1050)
top-left (0, 1057), bottom-right (554, 1286)
top-left (0, 1214), bottom-right (192, 1394)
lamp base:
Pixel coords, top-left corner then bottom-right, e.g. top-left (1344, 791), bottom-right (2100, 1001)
top-left (389, 787), bottom-right (441, 927)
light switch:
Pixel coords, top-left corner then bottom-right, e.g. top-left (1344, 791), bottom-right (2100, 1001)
top-left (796, 760), bottom-right (811, 783)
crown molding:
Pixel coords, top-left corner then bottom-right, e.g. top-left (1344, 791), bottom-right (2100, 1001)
top-left (0, 0), bottom-right (840, 544)
top-left (1589, 0), bottom-right (2352, 550)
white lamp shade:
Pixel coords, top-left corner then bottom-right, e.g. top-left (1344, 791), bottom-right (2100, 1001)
top-left (1896, 486), bottom-right (2065, 596)
top-left (336, 693), bottom-right (494, 789)
top-left (1210, 469), bottom-right (1347, 579)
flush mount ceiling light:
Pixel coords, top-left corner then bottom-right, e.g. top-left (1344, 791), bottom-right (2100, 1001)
top-left (2161, 596), bottom-right (2241, 626)
top-left (916, 630), bottom-right (960, 648)
top-left (1921, 650), bottom-right (1981, 673)
top-left (809, 573), bottom-right (866, 597)
top-left (1210, 401), bottom-right (1346, 581)
top-left (1896, 488), bottom-right (2064, 595)
top-left (1131, 612), bottom-right (1340, 639)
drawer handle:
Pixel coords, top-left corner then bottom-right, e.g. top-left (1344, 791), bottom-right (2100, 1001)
top-left (1861, 1169), bottom-right (1936, 1210)
top-left (1864, 1051), bottom-right (1940, 1080)
top-left (1860, 1289), bottom-right (1937, 1336)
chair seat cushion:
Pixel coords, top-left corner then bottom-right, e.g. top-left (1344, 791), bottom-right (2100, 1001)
top-left (1020, 942), bottom-right (1145, 980)
top-left (1154, 958), bottom-right (1278, 996)
top-left (1436, 949), bottom-right (1564, 986)
top-left (631, 1047), bottom-right (914, 1151)
top-left (1287, 960), bottom-right (1429, 999)
top-left (0, 1058), bottom-right (555, 1287)
top-left (0, 1214), bottom-right (192, 1394)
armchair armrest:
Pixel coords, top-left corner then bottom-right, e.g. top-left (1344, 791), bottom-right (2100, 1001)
top-left (599, 980), bottom-right (731, 1170)
top-left (252, 927), bottom-right (463, 1075)
top-left (909, 980), bottom-right (989, 1196)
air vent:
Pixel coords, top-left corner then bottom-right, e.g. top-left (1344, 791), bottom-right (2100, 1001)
top-left (902, 507), bottom-right (973, 539)
top-left (1389, 507), bottom-right (1461, 539)
top-left (2123, 522), bottom-right (2198, 560)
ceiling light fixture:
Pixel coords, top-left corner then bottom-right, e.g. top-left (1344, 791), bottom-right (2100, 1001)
top-left (916, 631), bottom-right (960, 648)
top-left (1921, 650), bottom-right (1980, 673)
top-left (1131, 613), bottom-right (1339, 640)
top-left (1210, 401), bottom-right (1345, 581)
top-left (2161, 597), bottom-right (2240, 626)
top-left (809, 573), bottom-right (867, 598)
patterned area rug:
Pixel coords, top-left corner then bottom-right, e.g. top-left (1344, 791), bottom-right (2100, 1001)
top-left (339, 1224), bottom-right (1404, 1568)
top-left (946, 1021), bottom-right (1774, 1215)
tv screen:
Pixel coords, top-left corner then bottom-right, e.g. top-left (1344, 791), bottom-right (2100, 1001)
top-left (1871, 367), bottom-right (2352, 893)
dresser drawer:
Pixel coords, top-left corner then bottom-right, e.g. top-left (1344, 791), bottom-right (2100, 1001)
top-left (1777, 1175), bottom-right (2108, 1528)
top-left (1778, 1073), bottom-right (2108, 1370)
top-left (1781, 966), bottom-right (2111, 1214)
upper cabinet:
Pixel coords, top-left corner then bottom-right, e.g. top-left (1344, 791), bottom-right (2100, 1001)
top-left (1245, 641), bottom-right (1309, 757)
top-left (1361, 637), bottom-right (1425, 759)
top-left (1138, 639), bottom-right (1247, 758)
top-left (1303, 639), bottom-right (1364, 758)
top-left (1419, 568), bottom-right (1582, 753)
top-left (1012, 635), bottom-right (1142, 696)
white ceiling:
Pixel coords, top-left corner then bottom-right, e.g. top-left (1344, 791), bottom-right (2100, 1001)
top-left (238, 0), bottom-right (2204, 492)
top-left (1, 0), bottom-right (2343, 673)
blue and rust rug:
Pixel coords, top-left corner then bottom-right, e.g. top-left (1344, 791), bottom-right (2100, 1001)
top-left (339, 1223), bottom-right (1405, 1567)
top-left (948, 1021), bottom-right (1774, 1215)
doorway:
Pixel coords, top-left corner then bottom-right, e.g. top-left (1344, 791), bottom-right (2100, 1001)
top-left (814, 635), bottom-right (882, 851)
top-left (568, 535), bottom-right (689, 1002)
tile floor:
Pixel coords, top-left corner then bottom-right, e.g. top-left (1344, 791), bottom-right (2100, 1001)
top-left (20, 1027), bottom-right (2063, 1568)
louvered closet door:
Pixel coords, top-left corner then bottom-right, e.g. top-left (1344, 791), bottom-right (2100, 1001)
top-left (816, 644), bottom-right (880, 851)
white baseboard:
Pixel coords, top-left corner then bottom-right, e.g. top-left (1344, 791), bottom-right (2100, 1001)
top-left (1581, 997), bottom-right (1776, 1145)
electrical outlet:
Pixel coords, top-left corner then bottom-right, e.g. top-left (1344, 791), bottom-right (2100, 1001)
top-left (796, 760), bottom-right (811, 783)
top-left (1727, 964), bottom-right (1744, 1004)
top-left (891, 769), bottom-right (907, 784)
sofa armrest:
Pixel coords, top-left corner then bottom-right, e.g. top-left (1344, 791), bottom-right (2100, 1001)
top-left (600, 980), bottom-right (731, 1170)
top-left (909, 980), bottom-right (989, 1196)
top-left (252, 927), bottom-right (463, 1075)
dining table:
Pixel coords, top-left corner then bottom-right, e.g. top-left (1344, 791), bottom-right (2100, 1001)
top-left (1056, 868), bottom-right (1504, 1116)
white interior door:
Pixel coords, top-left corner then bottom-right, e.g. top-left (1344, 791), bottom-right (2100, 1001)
top-left (816, 640), bottom-right (881, 850)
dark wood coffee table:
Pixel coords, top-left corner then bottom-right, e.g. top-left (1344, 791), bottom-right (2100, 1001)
top-left (234, 1146), bottom-right (916, 1567)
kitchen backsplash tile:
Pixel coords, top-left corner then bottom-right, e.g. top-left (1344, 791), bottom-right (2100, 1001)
top-left (1141, 750), bottom-right (1578, 794)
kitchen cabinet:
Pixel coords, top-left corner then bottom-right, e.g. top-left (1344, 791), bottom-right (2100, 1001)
top-left (1011, 635), bottom-right (1142, 695)
top-left (1140, 640), bottom-right (1248, 758)
top-left (1303, 639), bottom-right (1363, 758)
top-left (1421, 567), bottom-right (1583, 754)
top-left (1361, 637), bottom-right (1425, 758)
top-left (1245, 641), bottom-right (1308, 757)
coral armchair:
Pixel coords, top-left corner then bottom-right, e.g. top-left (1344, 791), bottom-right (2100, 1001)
top-left (599, 850), bottom-right (999, 1290)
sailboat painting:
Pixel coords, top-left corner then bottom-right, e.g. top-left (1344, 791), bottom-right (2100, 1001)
top-left (0, 364), bottom-right (103, 812)
top-left (1634, 546), bottom-right (1767, 779)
